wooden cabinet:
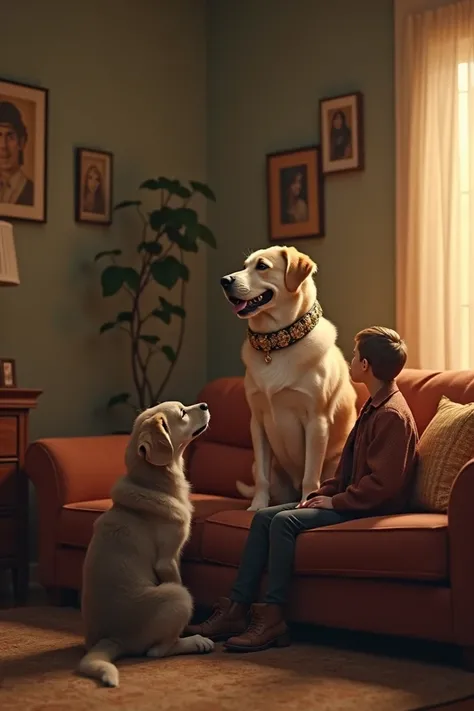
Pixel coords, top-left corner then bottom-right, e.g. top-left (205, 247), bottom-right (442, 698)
top-left (0, 388), bottom-right (42, 604)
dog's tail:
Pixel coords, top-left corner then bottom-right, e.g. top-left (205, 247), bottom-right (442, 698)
top-left (78, 638), bottom-right (121, 688)
top-left (236, 480), bottom-right (255, 499)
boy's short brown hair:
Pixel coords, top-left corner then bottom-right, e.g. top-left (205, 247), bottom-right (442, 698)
top-left (355, 326), bottom-right (407, 382)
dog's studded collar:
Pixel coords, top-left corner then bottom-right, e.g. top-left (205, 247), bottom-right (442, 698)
top-left (247, 301), bottom-right (322, 364)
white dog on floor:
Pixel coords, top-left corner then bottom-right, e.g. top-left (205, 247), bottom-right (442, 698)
top-left (78, 400), bottom-right (213, 687)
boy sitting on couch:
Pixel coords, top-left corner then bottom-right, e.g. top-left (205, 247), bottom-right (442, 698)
top-left (186, 326), bottom-right (419, 652)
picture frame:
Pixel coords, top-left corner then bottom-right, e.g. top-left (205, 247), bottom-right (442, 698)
top-left (0, 78), bottom-right (48, 223)
top-left (320, 92), bottom-right (364, 175)
top-left (75, 147), bottom-right (113, 225)
top-left (0, 358), bottom-right (17, 388)
top-left (266, 145), bottom-right (325, 242)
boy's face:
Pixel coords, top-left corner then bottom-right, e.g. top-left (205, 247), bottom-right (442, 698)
top-left (350, 344), bottom-right (369, 383)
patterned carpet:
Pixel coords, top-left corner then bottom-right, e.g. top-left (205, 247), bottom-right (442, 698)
top-left (1, 606), bottom-right (474, 711)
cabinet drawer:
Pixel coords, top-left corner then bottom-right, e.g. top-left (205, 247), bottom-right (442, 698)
top-left (0, 516), bottom-right (15, 558)
top-left (0, 462), bottom-right (16, 505)
top-left (0, 416), bottom-right (18, 457)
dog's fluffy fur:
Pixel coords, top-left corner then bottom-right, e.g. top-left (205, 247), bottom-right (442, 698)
top-left (221, 245), bottom-right (357, 510)
top-left (78, 401), bottom-right (213, 688)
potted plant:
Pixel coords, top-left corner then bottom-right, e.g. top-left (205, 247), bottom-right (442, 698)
top-left (94, 176), bottom-right (217, 416)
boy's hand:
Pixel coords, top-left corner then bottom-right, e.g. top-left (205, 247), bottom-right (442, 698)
top-left (297, 496), bottom-right (333, 510)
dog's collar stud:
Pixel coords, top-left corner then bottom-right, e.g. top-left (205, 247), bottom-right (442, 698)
top-left (247, 301), bottom-right (322, 364)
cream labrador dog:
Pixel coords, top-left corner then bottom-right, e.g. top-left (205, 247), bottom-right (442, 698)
top-left (78, 400), bottom-right (213, 688)
top-left (221, 245), bottom-right (357, 511)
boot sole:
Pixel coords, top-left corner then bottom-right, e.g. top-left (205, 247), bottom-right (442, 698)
top-left (224, 632), bottom-right (291, 653)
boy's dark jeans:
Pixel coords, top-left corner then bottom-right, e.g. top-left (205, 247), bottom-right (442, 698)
top-left (230, 503), bottom-right (358, 606)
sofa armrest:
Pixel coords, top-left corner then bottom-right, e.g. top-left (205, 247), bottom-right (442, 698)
top-left (448, 458), bottom-right (474, 645)
top-left (25, 435), bottom-right (129, 588)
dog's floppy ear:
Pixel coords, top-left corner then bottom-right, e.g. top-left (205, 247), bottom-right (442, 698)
top-left (137, 414), bottom-right (173, 466)
top-left (283, 247), bottom-right (316, 293)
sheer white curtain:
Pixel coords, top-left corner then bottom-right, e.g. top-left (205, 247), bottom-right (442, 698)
top-left (396, 0), bottom-right (474, 370)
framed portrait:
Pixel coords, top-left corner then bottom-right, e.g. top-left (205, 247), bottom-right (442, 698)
top-left (0, 358), bottom-right (16, 388)
top-left (75, 147), bottom-right (113, 225)
top-left (0, 79), bottom-right (48, 223)
top-left (266, 145), bottom-right (324, 242)
top-left (320, 92), bottom-right (364, 175)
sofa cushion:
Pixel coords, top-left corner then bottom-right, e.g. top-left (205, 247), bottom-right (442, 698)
top-left (413, 396), bottom-right (474, 513)
top-left (189, 441), bottom-right (253, 498)
top-left (59, 499), bottom-right (111, 548)
top-left (200, 510), bottom-right (449, 583)
top-left (396, 368), bottom-right (474, 436)
top-left (57, 494), bottom-right (249, 555)
top-left (183, 495), bottom-right (250, 560)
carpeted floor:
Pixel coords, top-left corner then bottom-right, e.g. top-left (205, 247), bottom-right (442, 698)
top-left (1, 606), bottom-right (474, 711)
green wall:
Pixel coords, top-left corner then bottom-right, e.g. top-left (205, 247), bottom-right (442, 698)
top-left (206, 0), bottom-right (395, 379)
top-left (0, 0), bottom-right (208, 440)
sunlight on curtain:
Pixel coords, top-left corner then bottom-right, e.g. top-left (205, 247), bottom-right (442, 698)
top-left (396, 0), bottom-right (474, 370)
top-left (458, 61), bottom-right (472, 368)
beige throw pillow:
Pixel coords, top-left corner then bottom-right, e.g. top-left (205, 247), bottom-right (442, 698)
top-left (413, 395), bottom-right (474, 513)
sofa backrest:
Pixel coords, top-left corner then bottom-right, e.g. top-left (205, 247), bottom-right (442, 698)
top-left (188, 368), bottom-right (474, 497)
top-left (396, 368), bottom-right (474, 434)
top-left (188, 377), bottom-right (253, 497)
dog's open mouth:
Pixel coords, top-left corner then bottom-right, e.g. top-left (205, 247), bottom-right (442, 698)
top-left (192, 424), bottom-right (208, 438)
top-left (228, 289), bottom-right (273, 317)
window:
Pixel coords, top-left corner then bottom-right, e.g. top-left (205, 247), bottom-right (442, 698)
top-left (458, 61), bottom-right (471, 369)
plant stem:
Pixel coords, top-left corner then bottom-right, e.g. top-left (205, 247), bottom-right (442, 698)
top-left (154, 248), bottom-right (187, 402)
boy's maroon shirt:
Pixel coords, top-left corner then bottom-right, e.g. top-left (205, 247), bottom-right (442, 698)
top-left (308, 381), bottom-right (419, 515)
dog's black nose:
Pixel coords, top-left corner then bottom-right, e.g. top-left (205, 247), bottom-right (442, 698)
top-left (220, 275), bottom-right (235, 291)
top-left (200, 403), bottom-right (208, 411)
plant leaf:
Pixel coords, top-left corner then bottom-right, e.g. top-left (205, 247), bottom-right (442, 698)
top-left (117, 311), bottom-right (133, 323)
top-left (159, 297), bottom-right (186, 318)
top-left (94, 249), bottom-right (122, 262)
top-left (162, 345), bottom-right (177, 363)
top-left (140, 334), bottom-right (160, 344)
top-left (151, 308), bottom-right (171, 325)
top-left (114, 200), bottom-right (141, 211)
top-left (190, 180), bottom-right (216, 202)
top-left (99, 321), bottom-right (116, 334)
top-left (166, 226), bottom-right (198, 253)
top-left (107, 392), bottom-right (131, 408)
top-left (101, 265), bottom-right (126, 297)
top-left (168, 207), bottom-right (198, 229)
top-left (138, 241), bottom-right (163, 255)
top-left (123, 267), bottom-right (140, 293)
top-left (139, 179), bottom-right (162, 190)
top-left (196, 223), bottom-right (217, 248)
top-left (175, 185), bottom-right (192, 199)
top-left (150, 256), bottom-right (189, 289)
top-left (149, 207), bottom-right (173, 231)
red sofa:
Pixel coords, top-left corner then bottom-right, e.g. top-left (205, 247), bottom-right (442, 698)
top-left (25, 369), bottom-right (474, 668)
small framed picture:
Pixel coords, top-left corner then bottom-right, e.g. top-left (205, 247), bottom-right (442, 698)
top-left (75, 147), bottom-right (113, 225)
top-left (0, 78), bottom-right (48, 223)
top-left (0, 358), bottom-right (16, 388)
top-left (320, 92), bottom-right (364, 175)
top-left (266, 145), bottom-right (324, 242)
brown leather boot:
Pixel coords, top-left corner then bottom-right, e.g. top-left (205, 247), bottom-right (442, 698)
top-left (224, 603), bottom-right (290, 652)
top-left (184, 597), bottom-right (250, 642)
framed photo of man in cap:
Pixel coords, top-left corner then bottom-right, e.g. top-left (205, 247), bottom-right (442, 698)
top-left (0, 79), bottom-right (48, 223)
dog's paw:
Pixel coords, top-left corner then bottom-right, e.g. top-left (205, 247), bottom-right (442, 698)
top-left (102, 668), bottom-right (119, 688)
top-left (188, 634), bottom-right (215, 654)
top-left (247, 496), bottom-right (269, 511)
top-left (147, 643), bottom-right (170, 658)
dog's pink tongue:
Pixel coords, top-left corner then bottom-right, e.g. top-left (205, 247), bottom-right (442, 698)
top-left (232, 300), bottom-right (248, 314)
